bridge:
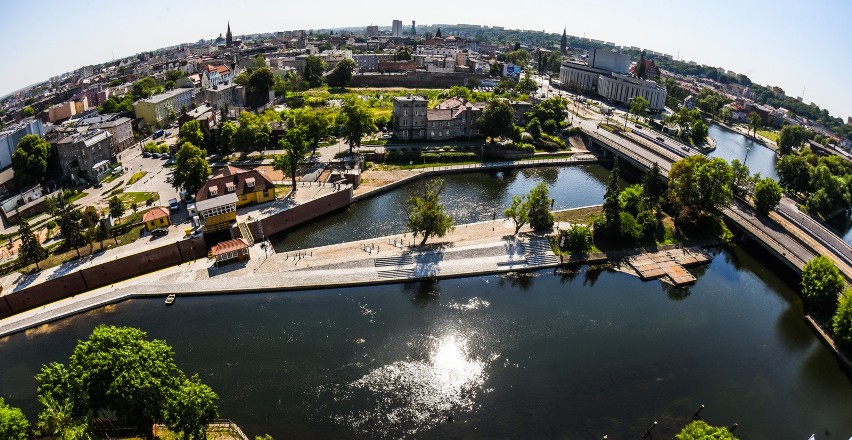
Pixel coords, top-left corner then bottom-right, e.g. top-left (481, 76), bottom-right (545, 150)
top-left (578, 124), bottom-right (852, 280)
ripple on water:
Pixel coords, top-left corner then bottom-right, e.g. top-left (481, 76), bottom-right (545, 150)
top-left (314, 334), bottom-right (495, 438)
top-left (445, 297), bottom-right (491, 312)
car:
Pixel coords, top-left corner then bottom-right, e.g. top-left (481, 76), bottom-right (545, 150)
top-left (160, 153), bottom-right (169, 159)
top-left (168, 198), bottom-right (180, 213)
top-left (634, 124), bottom-right (642, 129)
top-left (681, 146), bottom-right (690, 152)
top-left (151, 228), bottom-right (169, 238)
top-left (93, 181), bottom-right (103, 189)
top-left (379, 134), bottom-right (392, 139)
top-left (151, 153), bottom-right (161, 159)
top-left (655, 136), bottom-right (665, 142)
top-left (142, 151), bottom-right (151, 158)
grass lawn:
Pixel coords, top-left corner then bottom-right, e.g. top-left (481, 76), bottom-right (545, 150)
top-left (119, 191), bottom-right (160, 206)
top-left (757, 129), bottom-right (780, 143)
top-left (552, 205), bottom-right (603, 225)
top-left (67, 191), bottom-right (88, 203)
top-left (128, 171), bottom-right (147, 184)
top-left (101, 172), bottom-right (123, 184)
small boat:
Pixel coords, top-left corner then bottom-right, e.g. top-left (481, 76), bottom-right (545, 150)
top-left (165, 294), bottom-right (176, 305)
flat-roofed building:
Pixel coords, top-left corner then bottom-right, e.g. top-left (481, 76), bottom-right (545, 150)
top-left (133, 88), bottom-right (196, 128)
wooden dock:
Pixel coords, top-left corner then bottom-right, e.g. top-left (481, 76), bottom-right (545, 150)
top-left (626, 247), bottom-right (712, 287)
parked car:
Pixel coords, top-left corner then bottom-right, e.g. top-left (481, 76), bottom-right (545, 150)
top-left (681, 146), bottom-right (690, 152)
top-left (169, 198), bottom-right (180, 213)
top-left (655, 136), bottom-right (665, 142)
top-left (142, 151), bottom-right (151, 158)
top-left (152, 228), bottom-right (168, 238)
top-left (379, 133), bottom-right (392, 139)
top-left (151, 153), bottom-right (161, 159)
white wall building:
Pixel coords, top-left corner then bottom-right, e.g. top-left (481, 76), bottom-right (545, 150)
top-left (597, 74), bottom-right (667, 112)
top-left (392, 20), bottom-right (403, 37)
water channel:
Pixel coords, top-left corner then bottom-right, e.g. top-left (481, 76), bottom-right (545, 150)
top-left (1, 164), bottom-right (852, 438)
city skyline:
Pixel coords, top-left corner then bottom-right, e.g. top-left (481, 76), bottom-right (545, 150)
top-left (2, 0), bottom-right (851, 121)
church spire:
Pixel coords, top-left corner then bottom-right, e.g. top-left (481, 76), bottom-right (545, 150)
top-left (560, 27), bottom-right (568, 55)
top-left (226, 21), bottom-right (233, 47)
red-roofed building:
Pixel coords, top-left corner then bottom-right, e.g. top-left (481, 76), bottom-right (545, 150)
top-left (210, 238), bottom-right (250, 266)
top-left (143, 206), bottom-right (171, 231)
top-left (201, 64), bottom-right (234, 88)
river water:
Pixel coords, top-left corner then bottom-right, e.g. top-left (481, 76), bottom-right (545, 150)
top-left (707, 123), bottom-right (778, 180)
top-left (1, 164), bottom-right (851, 439)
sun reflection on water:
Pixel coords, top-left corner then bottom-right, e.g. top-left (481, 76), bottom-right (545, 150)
top-left (317, 333), bottom-right (495, 438)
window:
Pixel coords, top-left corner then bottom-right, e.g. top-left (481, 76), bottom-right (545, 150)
top-left (415, 110), bottom-right (419, 116)
top-left (263, 189), bottom-right (269, 197)
top-left (404, 110), bottom-right (408, 116)
top-left (208, 187), bottom-right (218, 197)
top-left (404, 120), bottom-right (408, 126)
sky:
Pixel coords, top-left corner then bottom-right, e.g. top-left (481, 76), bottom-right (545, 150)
top-left (2, 0), bottom-right (851, 120)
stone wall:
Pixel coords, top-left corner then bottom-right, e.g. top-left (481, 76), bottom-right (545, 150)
top-left (351, 72), bottom-right (488, 89)
top-left (252, 188), bottom-right (352, 240)
top-left (0, 236), bottom-right (207, 319)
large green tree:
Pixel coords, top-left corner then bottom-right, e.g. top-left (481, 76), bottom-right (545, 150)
top-left (748, 111), bottom-right (762, 137)
top-left (57, 207), bottom-right (87, 257)
top-left (478, 99), bottom-right (515, 143)
top-left (668, 155), bottom-right (734, 220)
top-left (172, 143), bottom-right (211, 198)
top-left (337, 98), bottom-right (376, 153)
top-left (405, 179), bottom-right (455, 245)
top-left (629, 96), bottom-right (649, 122)
top-left (287, 109), bottom-right (332, 155)
top-left (233, 112), bottom-right (271, 156)
top-left (109, 195), bottom-right (125, 221)
top-left (801, 255), bottom-right (844, 307)
top-left (12, 134), bottom-right (52, 185)
top-left (753, 177), bottom-right (782, 215)
top-left (641, 162), bottom-right (666, 212)
top-left (602, 157), bottom-right (622, 232)
top-left (675, 420), bottom-right (737, 440)
top-left (691, 119), bottom-right (709, 145)
top-left (504, 195), bottom-right (529, 235)
top-left (273, 126), bottom-right (308, 190)
top-left (218, 121), bottom-right (238, 154)
top-left (302, 55), bottom-right (327, 88)
top-left (178, 120), bottom-right (204, 148)
top-left (165, 375), bottom-right (219, 440)
top-left (833, 288), bottom-right (852, 343)
top-left (776, 153), bottom-right (811, 194)
top-left (248, 67), bottom-right (275, 94)
top-left (527, 182), bottom-right (554, 230)
top-left (0, 397), bottom-right (29, 440)
top-left (777, 124), bottom-right (808, 155)
top-left (18, 218), bottom-right (47, 270)
top-left (327, 58), bottom-right (355, 88)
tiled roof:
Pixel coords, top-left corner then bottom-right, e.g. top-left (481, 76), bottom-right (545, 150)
top-left (196, 168), bottom-right (274, 202)
top-left (142, 206), bottom-right (169, 223)
top-left (427, 109), bottom-right (453, 121)
top-left (211, 238), bottom-right (249, 256)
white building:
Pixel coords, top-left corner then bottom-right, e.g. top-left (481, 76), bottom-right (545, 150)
top-left (392, 20), bottom-right (403, 37)
top-left (597, 74), bottom-right (667, 112)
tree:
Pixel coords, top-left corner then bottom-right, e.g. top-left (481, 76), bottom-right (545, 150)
top-left (527, 182), bottom-right (554, 230)
top-left (720, 107), bottom-right (733, 124)
top-left (131, 77), bottom-right (161, 100)
top-left (302, 55), bottom-right (327, 88)
top-left (233, 112), bottom-right (270, 156)
top-left (561, 224), bottom-right (592, 254)
top-left (748, 111), bottom-right (762, 137)
top-left (777, 124), bottom-right (807, 155)
top-left (12, 134), bottom-right (51, 185)
top-left (109, 195), bottom-right (125, 221)
top-left (730, 159), bottom-right (752, 196)
top-left (218, 121), bottom-right (237, 154)
top-left (448, 86), bottom-right (471, 101)
top-left (753, 177), bottom-right (782, 215)
top-left (833, 288), bottom-right (852, 343)
top-left (801, 255), bottom-right (844, 307)
top-left (642, 162), bottom-right (666, 211)
top-left (57, 208), bottom-right (87, 257)
top-left (64, 326), bottom-right (178, 433)
top-left (18, 218), bottom-right (47, 270)
top-left (178, 120), bottom-right (204, 148)
top-left (629, 96), bottom-right (649, 122)
top-left (602, 157), bottom-right (622, 232)
top-left (619, 184), bottom-right (643, 215)
top-left (0, 398), bottom-right (29, 440)
top-left (504, 49), bottom-right (531, 67)
top-left (337, 98), bottom-right (376, 153)
top-left (272, 126), bottom-right (308, 190)
top-left (22, 106), bottom-right (35, 117)
top-left (165, 375), bottom-right (219, 440)
top-left (288, 109), bottom-right (332, 155)
top-left (405, 179), bottom-right (454, 245)
top-left (776, 153), bottom-right (811, 194)
top-left (395, 47), bottom-right (413, 61)
top-left (327, 58), bottom-right (355, 88)
top-left (668, 155), bottom-right (733, 219)
top-left (172, 143), bottom-right (211, 197)
top-left (516, 72), bottom-right (538, 94)
top-left (478, 99), bottom-right (515, 143)
top-left (526, 117), bottom-right (542, 140)
top-left (248, 67), bottom-right (275, 94)
top-left (675, 420), bottom-right (737, 440)
top-left (690, 119), bottom-right (708, 145)
top-left (503, 195), bottom-right (529, 235)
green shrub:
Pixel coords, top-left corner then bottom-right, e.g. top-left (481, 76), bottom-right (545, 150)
top-left (619, 211), bottom-right (642, 244)
top-left (833, 289), bottom-right (852, 343)
top-left (560, 224), bottom-right (592, 254)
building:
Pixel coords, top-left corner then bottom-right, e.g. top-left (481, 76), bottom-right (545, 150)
top-left (0, 119), bottom-right (44, 171)
top-left (392, 20), bottom-right (403, 37)
top-left (353, 53), bottom-right (395, 72)
top-left (597, 74), bottom-right (667, 112)
top-left (378, 60), bottom-right (415, 73)
top-left (201, 64), bottom-right (233, 89)
top-left (143, 206), bottom-right (171, 231)
top-left (683, 95), bottom-right (696, 110)
top-left (54, 129), bottom-right (114, 183)
top-left (87, 115), bottom-right (134, 157)
top-left (194, 166), bottom-right (276, 232)
top-left (178, 105), bottom-right (216, 131)
top-left (203, 83), bottom-right (245, 112)
top-left (366, 25), bottom-right (379, 37)
top-left (426, 99), bottom-right (482, 140)
top-left (46, 101), bottom-right (77, 123)
top-left (133, 88), bottom-right (195, 128)
top-left (392, 95), bottom-right (427, 140)
top-left (211, 238), bottom-right (250, 266)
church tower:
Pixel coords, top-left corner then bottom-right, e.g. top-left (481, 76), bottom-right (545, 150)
top-left (560, 27), bottom-right (568, 55)
top-left (226, 22), bottom-right (233, 47)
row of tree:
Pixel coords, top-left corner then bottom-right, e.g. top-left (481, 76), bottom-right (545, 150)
top-left (776, 148), bottom-right (852, 218)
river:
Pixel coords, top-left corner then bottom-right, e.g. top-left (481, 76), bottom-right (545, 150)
top-left (707, 123), bottom-right (778, 180)
top-left (1, 164), bottom-right (851, 439)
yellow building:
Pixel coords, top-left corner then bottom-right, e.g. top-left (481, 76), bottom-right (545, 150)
top-left (194, 166), bottom-right (276, 233)
top-left (143, 206), bottom-right (171, 231)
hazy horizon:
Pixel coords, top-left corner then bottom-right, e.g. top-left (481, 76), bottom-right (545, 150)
top-left (2, 0), bottom-right (850, 121)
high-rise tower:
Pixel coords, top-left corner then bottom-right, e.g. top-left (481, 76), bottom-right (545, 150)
top-left (411, 20), bottom-right (416, 36)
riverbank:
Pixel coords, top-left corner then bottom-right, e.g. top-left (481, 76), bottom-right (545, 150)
top-left (713, 121), bottom-right (779, 152)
